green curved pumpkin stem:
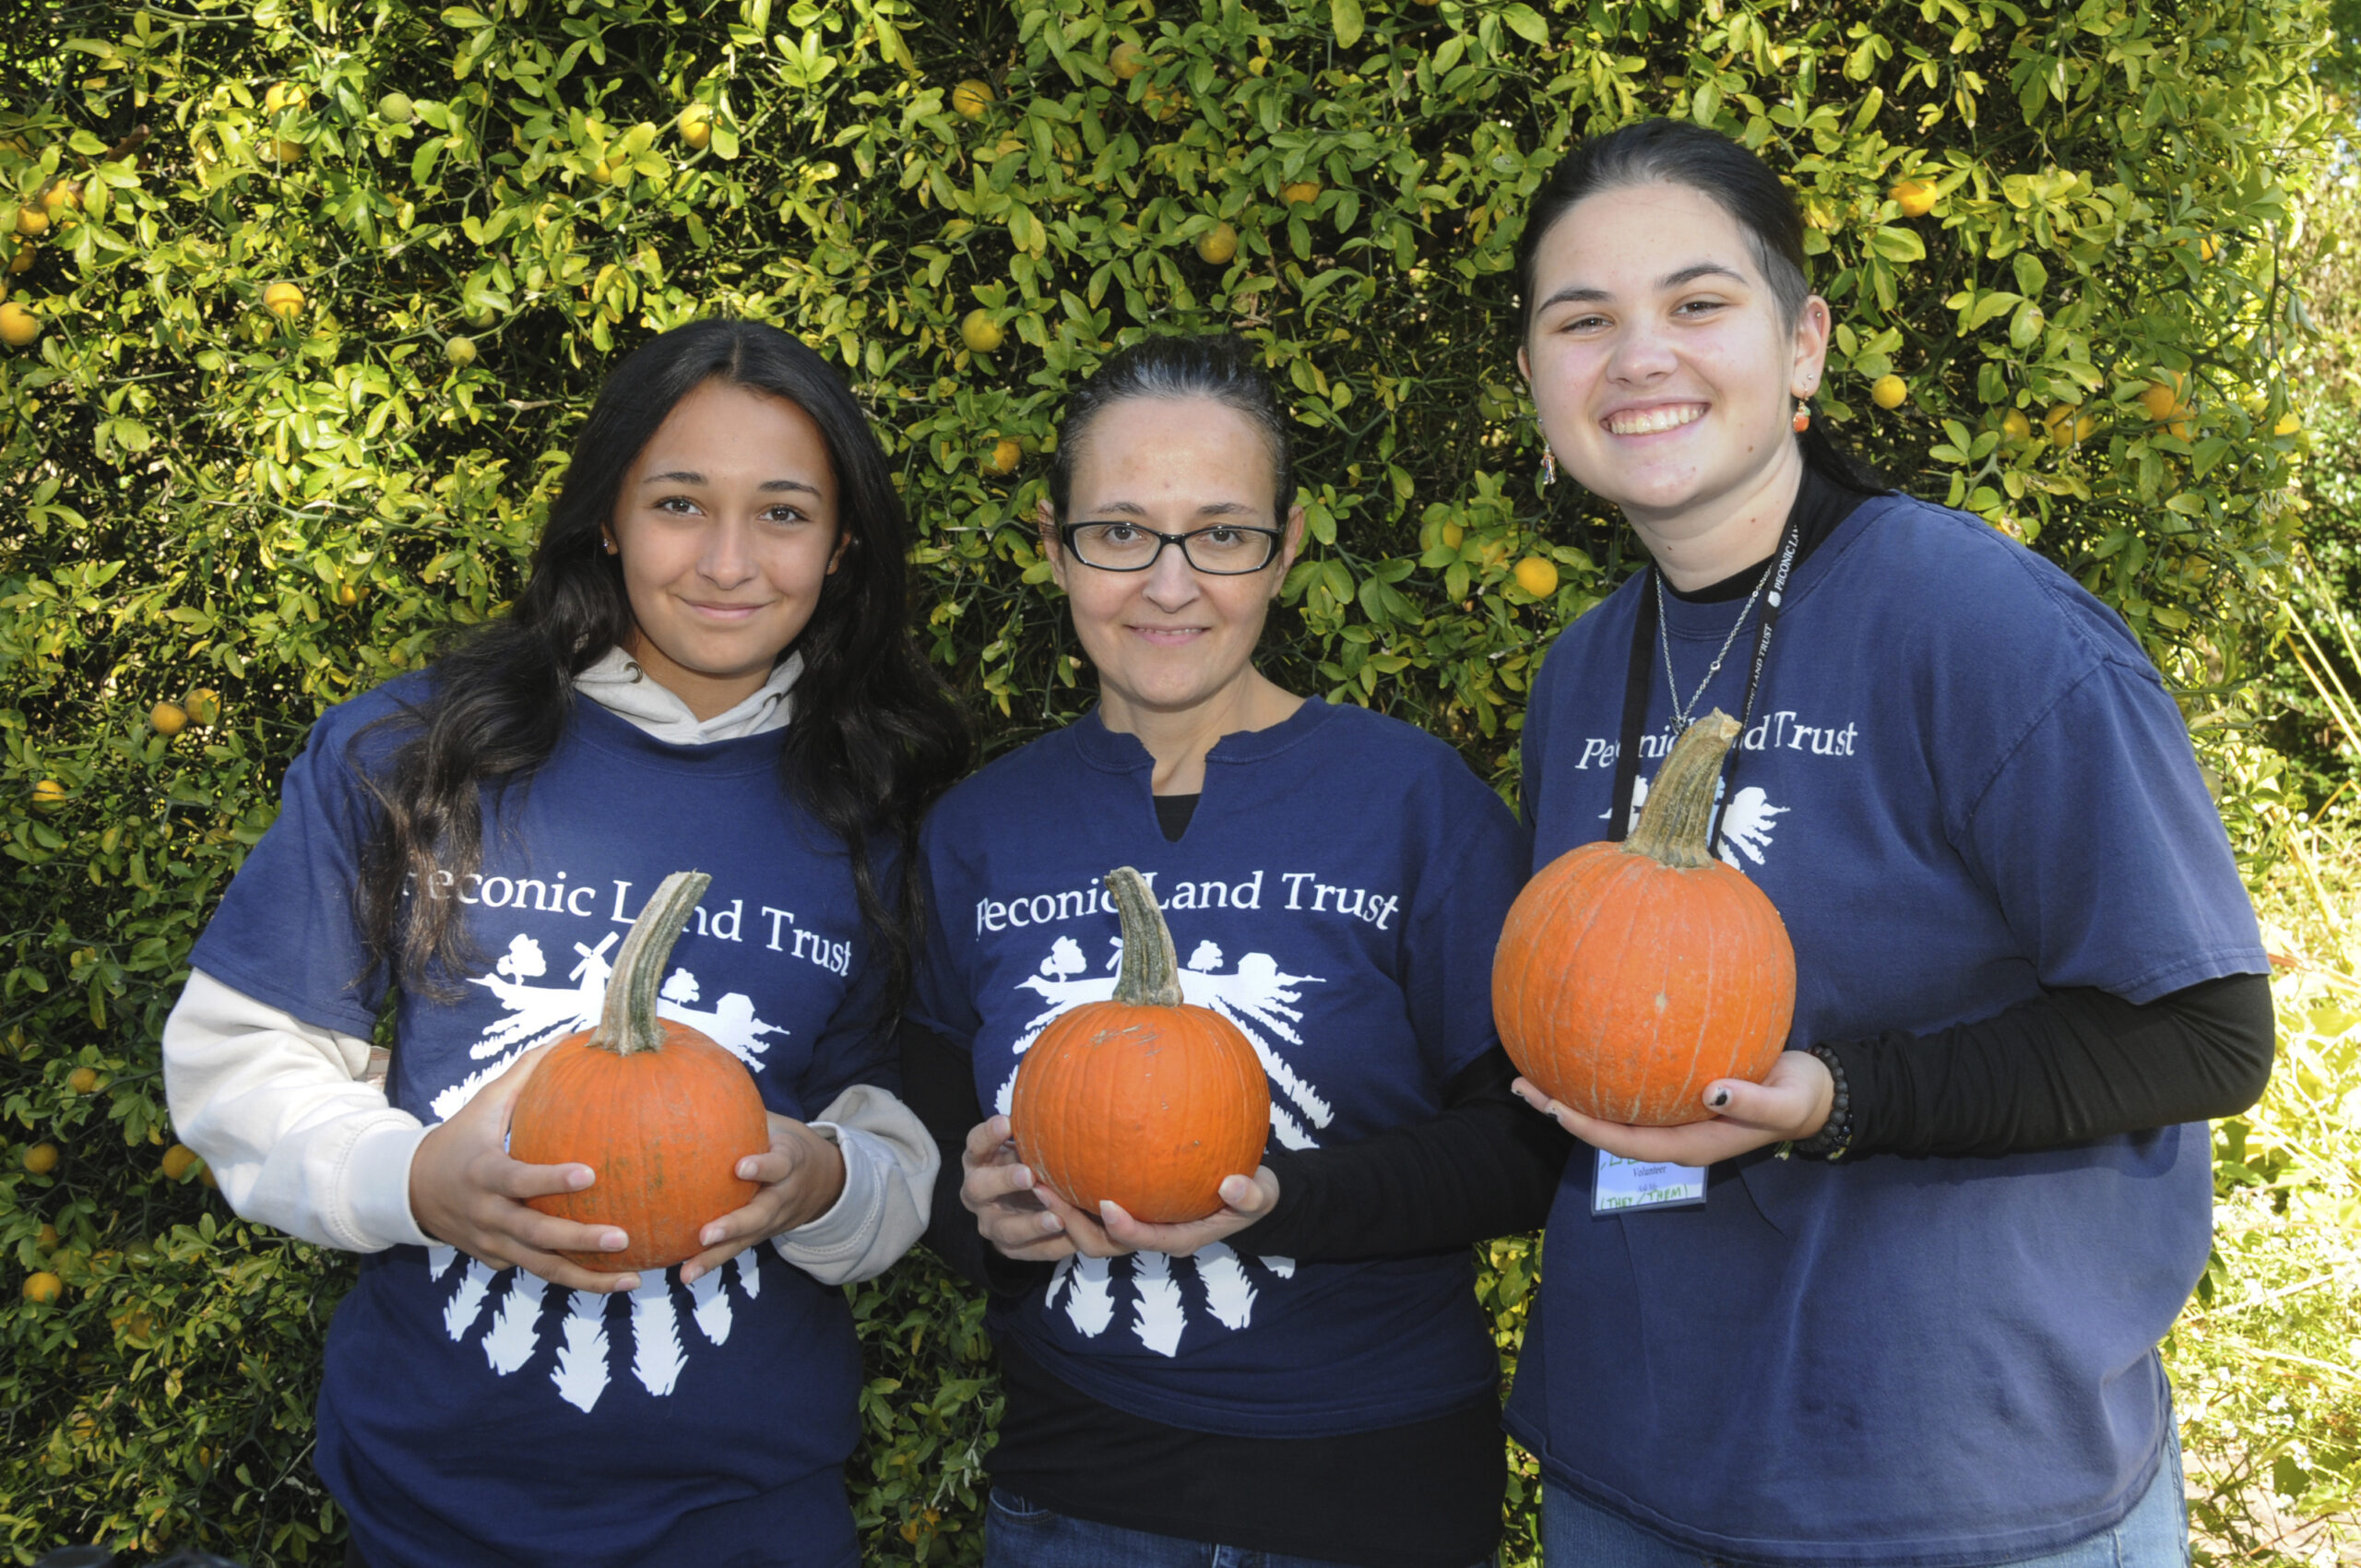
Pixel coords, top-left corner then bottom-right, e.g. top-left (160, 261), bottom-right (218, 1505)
top-left (590, 870), bottom-right (711, 1055)
top-left (1625, 711), bottom-right (1741, 870)
top-left (1106, 866), bottom-right (1183, 1007)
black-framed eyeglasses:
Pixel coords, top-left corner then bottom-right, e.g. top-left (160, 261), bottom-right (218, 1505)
top-left (1056, 521), bottom-right (1283, 575)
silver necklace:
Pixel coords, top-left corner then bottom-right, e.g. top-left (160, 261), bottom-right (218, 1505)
top-left (1655, 561), bottom-right (1771, 731)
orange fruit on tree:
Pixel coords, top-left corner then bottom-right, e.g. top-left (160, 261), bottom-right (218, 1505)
top-left (952, 79), bottom-right (994, 119)
top-left (16, 205), bottom-right (48, 237)
top-left (678, 104), bottom-right (713, 148)
top-left (2000, 409), bottom-right (2032, 441)
top-left (262, 280), bottom-right (305, 317)
top-left (985, 437), bottom-right (1022, 475)
top-left (22, 1272), bottom-right (62, 1304)
top-left (377, 91), bottom-right (416, 124)
top-left (1870, 374), bottom-right (1907, 410)
top-left (185, 688), bottom-right (220, 725)
top-left (959, 309), bottom-right (1003, 354)
top-left (36, 1223), bottom-right (58, 1251)
top-left (445, 334), bottom-right (478, 366)
top-left (1889, 179), bottom-right (1936, 217)
top-left (67, 1066), bottom-right (99, 1094)
top-left (149, 701), bottom-right (188, 736)
top-left (42, 181), bottom-right (80, 213)
top-left (1110, 41), bottom-right (1148, 79)
top-left (24, 1142), bottom-right (60, 1175)
top-left (8, 242), bottom-right (32, 274)
top-left (160, 1144), bottom-right (201, 1181)
top-left (1513, 556), bottom-right (1560, 598)
top-left (1282, 180), bottom-right (1322, 207)
top-left (1195, 221), bottom-right (1239, 265)
top-left (30, 778), bottom-right (65, 811)
top-left (0, 301), bottom-right (38, 348)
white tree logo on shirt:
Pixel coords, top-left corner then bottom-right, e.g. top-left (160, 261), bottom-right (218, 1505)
top-left (993, 932), bottom-right (1329, 1358)
top-left (1613, 774), bottom-right (1790, 869)
top-left (414, 923), bottom-right (787, 1413)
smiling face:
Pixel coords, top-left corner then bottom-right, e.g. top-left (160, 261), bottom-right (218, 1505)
top-left (1519, 181), bottom-right (1830, 569)
top-left (610, 379), bottom-right (848, 720)
top-left (1041, 395), bottom-right (1304, 729)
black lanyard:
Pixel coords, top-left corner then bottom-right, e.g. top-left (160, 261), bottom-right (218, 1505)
top-left (1608, 514), bottom-right (1803, 846)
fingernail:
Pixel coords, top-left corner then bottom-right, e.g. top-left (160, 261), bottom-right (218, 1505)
top-left (1099, 1200), bottom-right (1119, 1220)
top-left (1013, 1166), bottom-right (1032, 1189)
top-left (615, 1274), bottom-right (640, 1292)
top-left (601, 1231), bottom-right (628, 1251)
top-left (737, 1159), bottom-right (757, 1180)
top-left (1708, 1088), bottom-right (1731, 1110)
top-left (680, 1265), bottom-right (701, 1286)
top-left (568, 1168), bottom-right (595, 1190)
top-left (701, 1226), bottom-right (722, 1245)
top-left (1039, 1212), bottom-right (1063, 1233)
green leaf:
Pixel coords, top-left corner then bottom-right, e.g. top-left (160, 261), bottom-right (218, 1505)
top-left (1331, 0), bottom-right (1364, 48)
top-left (1500, 5), bottom-right (1549, 44)
top-left (1868, 225), bottom-right (1925, 264)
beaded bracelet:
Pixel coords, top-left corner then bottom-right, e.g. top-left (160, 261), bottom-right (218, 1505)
top-left (1789, 1043), bottom-right (1855, 1161)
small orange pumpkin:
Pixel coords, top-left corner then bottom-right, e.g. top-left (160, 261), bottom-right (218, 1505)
top-left (1010, 866), bottom-right (1270, 1222)
top-left (1492, 711), bottom-right (1797, 1126)
top-left (509, 870), bottom-right (771, 1271)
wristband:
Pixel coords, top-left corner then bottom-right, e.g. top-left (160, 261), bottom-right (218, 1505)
top-left (1789, 1043), bottom-right (1855, 1161)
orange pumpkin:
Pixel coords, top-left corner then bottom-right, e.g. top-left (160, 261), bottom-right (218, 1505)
top-left (1011, 866), bottom-right (1270, 1222)
top-left (509, 870), bottom-right (770, 1271)
top-left (1492, 711), bottom-right (1796, 1126)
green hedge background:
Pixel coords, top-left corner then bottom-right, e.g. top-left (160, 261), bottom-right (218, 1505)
top-left (0, 0), bottom-right (2343, 1559)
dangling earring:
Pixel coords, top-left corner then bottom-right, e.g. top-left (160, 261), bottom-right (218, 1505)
top-left (1541, 447), bottom-right (1558, 487)
top-left (1791, 399), bottom-right (1811, 434)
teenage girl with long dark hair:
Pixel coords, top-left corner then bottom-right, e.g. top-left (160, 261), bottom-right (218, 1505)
top-left (1501, 120), bottom-right (2272, 1566)
top-left (163, 319), bottom-right (968, 1567)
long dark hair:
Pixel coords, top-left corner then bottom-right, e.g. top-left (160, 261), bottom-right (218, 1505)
top-left (1513, 118), bottom-right (1883, 494)
top-left (354, 319), bottom-right (970, 1001)
top-left (1048, 334), bottom-right (1294, 519)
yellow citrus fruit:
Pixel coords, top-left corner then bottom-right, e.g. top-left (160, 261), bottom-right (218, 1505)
top-left (2000, 409), bottom-right (2032, 441)
top-left (336, 582), bottom-right (362, 607)
top-left (2273, 411), bottom-right (2301, 436)
top-left (8, 243), bottom-right (31, 274)
top-left (149, 702), bottom-right (188, 736)
top-left (986, 437), bottom-right (1022, 475)
top-left (42, 181), bottom-right (80, 213)
top-left (2075, 413), bottom-right (2098, 441)
top-left (161, 1144), bottom-right (200, 1182)
top-left (185, 688), bottom-right (220, 725)
top-left (2139, 381), bottom-right (2181, 422)
top-left (0, 301), bottom-right (37, 347)
top-left (590, 159), bottom-right (614, 184)
top-left (1282, 180), bottom-right (1322, 207)
top-left (378, 90), bottom-right (415, 124)
top-left (952, 79), bottom-right (994, 119)
top-left (1889, 179), bottom-right (1936, 218)
top-left (2042, 405), bottom-right (2078, 448)
top-left (30, 778), bottom-right (65, 811)
top-left (262, 280), bottom-right (305, 317)
top-left (24, 1143), bottom-right (60, 1175)
top-left (273, 137), bottom-right (304, 163)
top-left (959, 309), bottom-right (1004, 354)
top-left (445, 334), bottom-right (477, 366)
top-left (1513, 556), bottom-right (1560, 598)
top-left (1870, 374), bottom-right (1907, 410)
top-left (679, 104), bottom-right (712, 148)
top-left (264, 80), bottom-right (306, 114)
top-left (1196, 221), bottom-right (1239, 265)
top-left (1110, 42), bottom-right (1148, 79)
top-left (22, 1272), bottom-right (62, 1304)
top-left (67, 1066), bottom-right (99, 1095)
top-left (15, 206), bottom-right (48, 237)
top-left (1141, 82), bottom-right (1180, 121)
top-left (36, 1223), bottom-right (58, 1251)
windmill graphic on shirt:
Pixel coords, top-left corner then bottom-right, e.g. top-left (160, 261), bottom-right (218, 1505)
top-left (416, 925), bottom-right (786, 1413)
top-left (996, 932), bottom-right (1328, 1359)
top-left (1613, 772), bottom-right (1788, 869)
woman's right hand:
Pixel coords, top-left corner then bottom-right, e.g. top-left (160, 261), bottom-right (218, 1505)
top-left (408, 1044), bottom-right (641, 1293)
top-left (961, 1114), bottom-right (1084, 1263)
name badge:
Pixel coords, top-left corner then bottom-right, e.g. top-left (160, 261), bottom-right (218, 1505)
top-left (1591, 1148), bottom-right (1707, 1216)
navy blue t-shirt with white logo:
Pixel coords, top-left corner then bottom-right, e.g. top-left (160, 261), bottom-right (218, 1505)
top-left (910, 699), bottom-right (1525, 1438)
top-left (1505, 494), bottom-right (2266, 1563)
top-left (192, 679), bottom-right (893, 1568)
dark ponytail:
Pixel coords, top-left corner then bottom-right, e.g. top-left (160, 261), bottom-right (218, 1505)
top-left (1513, 118), bottom-right (1884, 495)
top-left (353, 319), bottom-right (970, 1002)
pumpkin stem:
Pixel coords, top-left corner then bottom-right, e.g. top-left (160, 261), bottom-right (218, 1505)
top-left (1106, 866), bottom-right (1184, 1007)
top-left (1625, 711), bottom-right (1742, 870)
top-left (590, 870), bottom-right (711, 1056)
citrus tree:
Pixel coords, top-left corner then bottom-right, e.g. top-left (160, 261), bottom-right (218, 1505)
top-left (0, 0), bottom-right (2334, 1560)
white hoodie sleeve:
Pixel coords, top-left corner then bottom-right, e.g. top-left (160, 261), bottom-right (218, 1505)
top-left (161, 968), bottom-right (433, 1253)
top-left (772, 1082), bottom-right (939, 1286)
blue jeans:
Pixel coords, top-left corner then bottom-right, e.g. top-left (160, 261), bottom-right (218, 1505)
top-left (986, 1489), bottom-right (1497, 1567)
top-left (1541, 1424), bottom-right (2189, 1568)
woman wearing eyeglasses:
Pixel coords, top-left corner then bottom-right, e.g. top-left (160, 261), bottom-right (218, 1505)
top-left (898, 334), bottom-right (1567, 1568)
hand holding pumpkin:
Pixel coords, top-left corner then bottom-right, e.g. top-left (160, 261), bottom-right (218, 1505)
top-left (1510, 1047), bottom-right (1834, 1167)
top-left (961, 1114), bottom-right (1276, 1261)
top-left (408, 1043), bottom-right (643, 1293)
top-left (1035, 1167), bottom-right (1280, 1259)
top-left (676, 1112), bottom-right (847, 1286)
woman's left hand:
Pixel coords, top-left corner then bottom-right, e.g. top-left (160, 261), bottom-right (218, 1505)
top-left (1512, 1048), bottom-right (1835, 1166)
top-left (678, 1113), bottom-right (848, 1285)
top-left (1027, 1169), bottom-right (1281, 1260)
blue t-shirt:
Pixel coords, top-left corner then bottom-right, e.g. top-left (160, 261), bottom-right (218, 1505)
top-left (910, 699), bottom-right (1524, 1438)
top-left (1503, 494), bottom-right (2266, 1564)
top-left (191, 679), bottom-right (895, 1568)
